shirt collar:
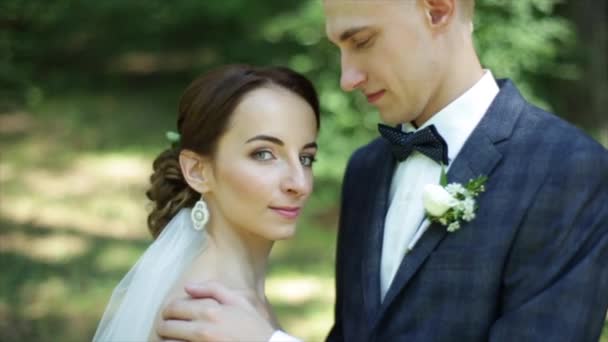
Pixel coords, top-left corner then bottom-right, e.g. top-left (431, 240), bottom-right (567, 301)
top-left (402, 70), bottom-right (499, 163)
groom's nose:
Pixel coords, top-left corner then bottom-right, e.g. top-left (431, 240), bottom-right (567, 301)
top-left (340, 54), bottom-right (366, 92)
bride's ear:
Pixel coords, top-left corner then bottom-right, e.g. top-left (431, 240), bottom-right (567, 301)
top-left (179, 149), bottom-right (213, 194)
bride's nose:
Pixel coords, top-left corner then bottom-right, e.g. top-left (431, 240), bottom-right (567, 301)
top-left (280, 164), bottom-right (311, 197)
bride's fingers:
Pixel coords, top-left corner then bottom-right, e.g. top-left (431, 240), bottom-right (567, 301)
top-left (162, 297), bottom-right (220, 320)
top-left (157, 319), bottom-right (218, 342)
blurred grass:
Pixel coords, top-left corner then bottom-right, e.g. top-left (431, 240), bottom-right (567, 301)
top-left (1, 85), bottom-right (607, 341)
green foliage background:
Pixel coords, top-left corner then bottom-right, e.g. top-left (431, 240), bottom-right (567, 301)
top-left (1, 0), bottom-right (606, 340)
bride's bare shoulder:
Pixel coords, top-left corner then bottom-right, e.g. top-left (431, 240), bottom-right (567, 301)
top-left (148, 284), bottom-right (190, 341)
top-left (148, 265), bottom-right (213, 341)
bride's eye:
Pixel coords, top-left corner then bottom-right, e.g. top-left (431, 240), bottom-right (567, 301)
top-left (299, 154), bottom-right (317, 167)
top-left (251, 150), bottom-right (275, 161)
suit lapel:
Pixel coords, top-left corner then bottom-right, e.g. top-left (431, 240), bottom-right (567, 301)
top-left (372, 79), bottom-right (525, 325)
top-left (361, 139), bottom-right (396, 321)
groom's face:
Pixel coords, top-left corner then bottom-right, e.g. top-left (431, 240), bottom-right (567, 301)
top-left (324, 0), bottom-right (444, 125)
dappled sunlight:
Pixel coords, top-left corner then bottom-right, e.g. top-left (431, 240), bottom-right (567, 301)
top-left (1, 151), bottom-right (154, 239)
top-left (267, 275), bottom-right (334, 340)
top-left (0, 110), bottom-right (34, 134)
top-left (94, 244), bottom-right (145, 274)
top-left (13, 137), bottom-right (66, 168)
top-left (597, 128), bottom-right (608, 148)
top-left (19, 153), bottom-right (149, 198)
top-left (1, 112), bottom-right (74, 169)
top-left (21, 277), bottom-right (69, 319)
top-left (0, 162), bottom-right (14, 183)
top-left (22, 168), bottom-right (102, 198)
top-left (2, 196), bottom-right (148, 239)
top-left (71, 154), bottom-right (151, 186)
top-left (267, 275), bottom-right (333, 305)
top-left (0, 214), bottom-right (150, 340)
top-left (285, 306), bottom-right (333, 342)
top-left (0, 231), bottom-right (91, 263)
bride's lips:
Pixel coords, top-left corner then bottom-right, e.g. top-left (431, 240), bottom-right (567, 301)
top-left (269, 206), bottom-right (301, 219)
top-left (365, 90), bottom-right (385, 103)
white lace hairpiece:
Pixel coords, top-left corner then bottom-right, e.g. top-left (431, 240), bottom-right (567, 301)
top-left (93, 208), bottom-right (206, 341)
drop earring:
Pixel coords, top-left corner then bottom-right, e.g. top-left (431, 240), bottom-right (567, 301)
top-left (191, 196), bottom-right (209, 231)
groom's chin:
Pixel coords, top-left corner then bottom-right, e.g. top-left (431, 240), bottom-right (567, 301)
top-left (377, 109), bottom-right (408, 127)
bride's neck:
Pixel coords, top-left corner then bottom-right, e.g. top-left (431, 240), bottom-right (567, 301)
top-left (192, 219), bottom-right (273, 301)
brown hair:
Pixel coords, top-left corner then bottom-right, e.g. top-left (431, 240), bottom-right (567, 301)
top-left (146, 64), bottom-right (320, 238)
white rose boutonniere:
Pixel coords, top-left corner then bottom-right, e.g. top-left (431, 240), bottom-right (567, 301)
top-left (423, 166), bottom-right (487, 232)
top-left (422, 184), bottom-right (457, 217)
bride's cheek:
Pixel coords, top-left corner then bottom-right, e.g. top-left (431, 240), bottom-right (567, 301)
top-left (224, 165), bottom-right (275, 205)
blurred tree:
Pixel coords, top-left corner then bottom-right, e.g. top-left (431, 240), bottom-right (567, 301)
top-left (556, 0), bottom-right (607, 144)
top-left (0, 0), bottom-right (604, 188)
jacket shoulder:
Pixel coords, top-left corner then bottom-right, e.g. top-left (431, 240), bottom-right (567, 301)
top-left (347, 137), bottom-right (388, 171)
top-left (517, 104), bottom-right (606, 154)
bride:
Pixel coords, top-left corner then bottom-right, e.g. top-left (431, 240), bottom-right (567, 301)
top-left (93, 64), bottom-right (320, 341)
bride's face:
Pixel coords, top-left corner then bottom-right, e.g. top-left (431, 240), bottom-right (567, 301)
top-left (204, 85), bottom-right (318, 240)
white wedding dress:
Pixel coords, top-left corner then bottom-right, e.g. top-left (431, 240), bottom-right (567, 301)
top-left (93, 208), bottom-right (206, 341)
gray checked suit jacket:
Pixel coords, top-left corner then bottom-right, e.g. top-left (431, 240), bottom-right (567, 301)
top-left (327, 79), bottom-right (608, 342)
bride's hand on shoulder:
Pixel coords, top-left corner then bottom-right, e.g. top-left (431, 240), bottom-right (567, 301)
top-left (156, 281), bottom-right (275, 342)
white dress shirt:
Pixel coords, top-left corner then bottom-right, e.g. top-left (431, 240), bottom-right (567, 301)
top-left (380, 71), bottom-right (499, 300)
top-left (269, 330), bottom-right (302, 342)
top-left (268, 71), bottom-right (499, 342)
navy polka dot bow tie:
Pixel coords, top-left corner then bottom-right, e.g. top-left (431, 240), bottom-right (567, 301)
top-left (378, 123), bottom-right (449, 165)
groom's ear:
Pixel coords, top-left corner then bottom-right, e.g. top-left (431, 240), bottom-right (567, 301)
top-left (423, 0), bottom-right (455, 28)
top-left (179, 149), bottom-right (212, 194)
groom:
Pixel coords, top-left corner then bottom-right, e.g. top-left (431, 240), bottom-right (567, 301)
top-left (158, 0), bottom-right (608, 341)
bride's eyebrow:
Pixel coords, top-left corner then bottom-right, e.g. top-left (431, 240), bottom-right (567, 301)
top-left (245, 136), bottom-right (317, 151)
top-left (302, 142), bottom-right (318, 150)
top-left (245, 135), bottom-right (284, 146)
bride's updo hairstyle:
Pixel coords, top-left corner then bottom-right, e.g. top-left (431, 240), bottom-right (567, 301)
top-left (146, 64), bottom-right (320, 238)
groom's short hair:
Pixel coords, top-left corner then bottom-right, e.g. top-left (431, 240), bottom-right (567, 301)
top-left (341, 0), bottom-right (475, 20)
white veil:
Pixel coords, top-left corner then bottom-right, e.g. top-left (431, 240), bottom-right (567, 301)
top-left (93, 208), bottom-right (206, 341)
